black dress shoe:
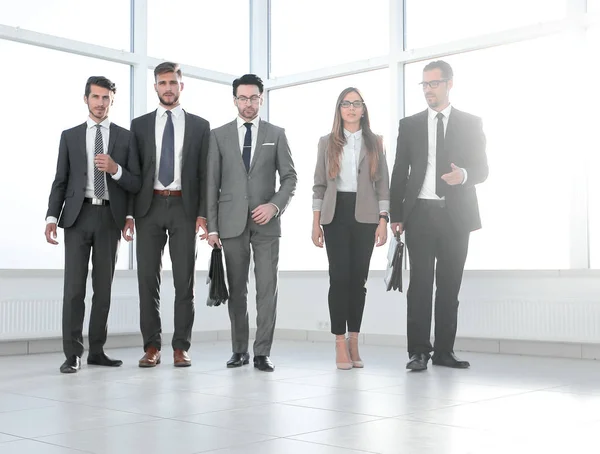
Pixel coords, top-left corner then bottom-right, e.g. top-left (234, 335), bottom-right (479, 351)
top-left (227, 352), bottom-right (250, 368)
top-left (60, 356), bottom-right (81, 374)
top-left (432, 352), bottom-right (470, 369)
top-left (87, 352), bottom-right (123, 367)
top-left (406, 353), bottom-right (430, 371)
top-left (253, 355), bottom-right (274, 372)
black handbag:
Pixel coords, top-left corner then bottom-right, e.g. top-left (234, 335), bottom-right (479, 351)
top-left (384, 232), bottom-right (404, 292)
top-left (206, 247), bottom-right (229, 306)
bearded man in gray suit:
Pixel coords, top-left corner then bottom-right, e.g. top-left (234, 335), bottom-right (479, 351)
top-left (207, 74), bottom-right (297, 372)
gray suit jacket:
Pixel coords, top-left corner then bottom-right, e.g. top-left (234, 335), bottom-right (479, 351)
top-left (207, 119), bottom-right (297, 239)
top-left (313, 134), bottom-right (390, 225)
top-left (46, 122), bottom-right (141, 229)
top-left (129, 109), bottom-right (210, 220)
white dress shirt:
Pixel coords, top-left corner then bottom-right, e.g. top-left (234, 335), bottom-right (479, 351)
top-left (46, 117), bottom-right (122, 224)
top-left (336, 129), bottom-right (361, 192)
top-left (155, 105), bottom-right (185, 190)
top-left (418, 104), bottom-right (467, 200)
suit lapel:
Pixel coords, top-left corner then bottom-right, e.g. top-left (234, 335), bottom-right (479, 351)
top-left (182, 110), bottom-right (193, 165)
top-left (358, 136), bottom-right (367, 168)
top-left (77, 123), bottom-right (87, 164)
top-left (226, 120), bottom-right (247, 173)
top-left (147, 110), bottom-right (157, 166)
top-left (417, 109), bottom-right (429, 172)
top-left (444, 108), bottom-right (460, 160)
top-left (108, 123), bottom-right (118, 155)
top-left (249, 120), bottom-right (267, 173)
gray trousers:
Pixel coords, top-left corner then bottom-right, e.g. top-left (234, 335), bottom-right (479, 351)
top-left (136, 195), bottom-right (197, 352)
top-left (221, 223), bottom-right (279, 357)
top-left (62, 203), bottom-right (120, 359)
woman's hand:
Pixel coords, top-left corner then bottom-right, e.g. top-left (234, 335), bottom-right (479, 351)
top-left (312, 224), bottom-right (324, 248)
top-left (375, 221), bottom-right (388, 247)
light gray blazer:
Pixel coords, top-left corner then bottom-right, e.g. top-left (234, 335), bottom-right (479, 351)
top-left (207, 119), bottom-right (297, 239)
top-left (313, 133), bottom-right (390, 225)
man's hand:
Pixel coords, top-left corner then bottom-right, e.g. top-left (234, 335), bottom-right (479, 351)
top-left (95, 154), bottom-right (118, 175)
top-left (45, 223), bottom-right (59, 245)
top-left (122, 219), bottom-right (135, 242)
top-left (208, 233), bottom-right (222, 249)
top-left (196, 217), bottom-right (208, 240)
top-left (441, 163), bottom-right (465, 186)
top-left (390, 222), bottom-right (403, 236)
top-left (312, 224), bottom-right (324, 248)
top-left (251, 204), bottom-right (277, 226)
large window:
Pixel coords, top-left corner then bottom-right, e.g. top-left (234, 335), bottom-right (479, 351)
top-left (0, 41), bottom-right (131, 269)
top-left (587, 26), bottom-right (600, 267)
top-left (0, 0), bottom-right (130, 50)
top-left (147, 0), bottom-right (249, 75)
top-left (270, 0), bottom-right (389, 77)
top-left (405, 0), bottom-right (567, 49)
top-left (405, 35), bottom-right (577, 269)
top-left (270, 69), bottom-right (391, 271)
top-left (144, 72), bottom-right (236, 271)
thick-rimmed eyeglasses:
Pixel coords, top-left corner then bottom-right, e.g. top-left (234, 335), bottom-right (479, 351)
top-left (340, 100), bottom-right (364, 109)
top-left (419, 79), bottom-right (448, 89)
top-left (236, 95), bottom-right (261, 104)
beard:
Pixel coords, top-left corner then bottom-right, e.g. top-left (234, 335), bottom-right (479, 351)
top-left (158, 92), bottom-right (179, 106)
top-left (88, 106), bottom-right (107, 121)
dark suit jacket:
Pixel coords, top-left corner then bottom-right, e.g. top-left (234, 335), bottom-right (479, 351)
top-left (129, 110), bottom-right (210, 220)
top-left (46, 122), bottom-right (142, 230)
top-left (206, 119), bottom-right (297, 239)
top-left (390, 108), bottom-right (488, 232)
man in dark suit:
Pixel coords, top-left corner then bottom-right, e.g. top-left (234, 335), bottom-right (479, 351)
top-left (207, 74), bottom-right (297, 372)
top-left (390, 60), bottom-right (488, 371)
top-left (126, 62), bottom-right (210, 368)
top-left (45, 76), bottom-right (141, 373)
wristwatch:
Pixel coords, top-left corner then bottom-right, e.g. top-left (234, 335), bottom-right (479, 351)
top-left (379, 213), bottom-right (389, 223)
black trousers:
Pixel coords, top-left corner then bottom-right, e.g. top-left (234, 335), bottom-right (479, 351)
top-left (62, 203), bottom-right (120, 359)
top-left (323, 192), bottom-right (377, 335)
top-left (136, 195), bottom-right (197, 352)
top-left (405, 199), bottom-right (469, 357)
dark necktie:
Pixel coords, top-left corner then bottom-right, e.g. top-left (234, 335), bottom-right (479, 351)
top-left (93, 124), bottom-right (106, 198)
top-left (159, 110), bottom-right (175, 186)
top-left (435, 112), bottom-right (447, 197)
top-left (243, 122), bottom-right (252, 172)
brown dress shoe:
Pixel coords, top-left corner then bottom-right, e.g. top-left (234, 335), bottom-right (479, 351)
top-left (174, 349), bottom-right (191, 367)
top-left (139, 346), bottom-right (161, 368)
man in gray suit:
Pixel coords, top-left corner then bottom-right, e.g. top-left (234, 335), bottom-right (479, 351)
top-left (207, 74), bottom-right (297, 372)
top-left (45, 76), bottom-right (141, 373)
top-left (127, 62), bottom-right (210, 368)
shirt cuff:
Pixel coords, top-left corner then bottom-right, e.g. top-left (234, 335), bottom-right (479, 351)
top-left (312, 199), bottom-right (323, 211)
top-left (46, 216), bottom-right (58, 225)
top-left (378, 200), bottom-right (390, 213)
top-left (269, 203), bottom-right (280, 216)
top-left (197, 216), bottom-right (206, 220)
top-left (208, 231), bottom-right (219, 236)
top-left (126, 215), bottom-right (134, 220)
top-left (111, 164), bottom-right (123, 180)
top-left (461, 168), bottom-right (468, 184)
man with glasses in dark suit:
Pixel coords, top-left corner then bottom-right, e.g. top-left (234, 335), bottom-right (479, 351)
top-left (390, 60), bottom-right (489, 371)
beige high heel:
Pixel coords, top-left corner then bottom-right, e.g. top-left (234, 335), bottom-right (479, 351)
top-left (348, 332), bottom-right (364, 368)
top-left (335, 337), bottom-right (353, 370)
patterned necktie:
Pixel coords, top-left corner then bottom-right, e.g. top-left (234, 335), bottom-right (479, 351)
top-left (94, 124), bottom-right (106, 198)
top-left (242, 122), bottom-right (252, 172)
top-left (159, 110), bottom-right (175, 186)
top-left (435, 112), bottom-right (447, 197)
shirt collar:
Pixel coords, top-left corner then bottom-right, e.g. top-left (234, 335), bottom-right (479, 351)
top-left (237, 116), bottom-right (260, 129)
top-left (343, 128), bottom-right (362, 140)
top-left (428, 104), bottom-right (452, 120)
top-left (157, 104), bottom-right (183, 119)
top-left (87, 117), bottom-right (111, 130)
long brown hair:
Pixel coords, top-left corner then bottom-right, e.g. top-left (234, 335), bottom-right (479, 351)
top-left (327, 87), bottom-right (381, 181)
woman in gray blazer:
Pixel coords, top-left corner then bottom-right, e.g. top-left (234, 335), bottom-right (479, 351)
top-left (312, 87), bottom-right (390, 370)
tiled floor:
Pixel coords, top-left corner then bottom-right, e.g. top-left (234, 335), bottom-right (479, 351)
top-left (1, 341), bottom-right (600, 453)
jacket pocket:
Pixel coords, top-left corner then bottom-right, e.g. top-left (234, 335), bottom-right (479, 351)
top-left (219, 193), bottom-right (233, 202)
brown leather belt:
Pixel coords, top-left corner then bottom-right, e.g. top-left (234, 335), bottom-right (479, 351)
top-left (153, 190), bottom-right (182, 197)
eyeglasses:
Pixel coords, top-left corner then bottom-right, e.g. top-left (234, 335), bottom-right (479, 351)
top-left (419, 79), bottom-right (448, 89)
top-left (340, 100), bottom-right (365, 109)
top-left (236, 95), bottom-right (261, 104)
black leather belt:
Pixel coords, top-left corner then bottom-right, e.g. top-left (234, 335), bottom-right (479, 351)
top-left (417, 198), bottom-right (445, 208)
top-left (84, 197), bottom-right (110, 206)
